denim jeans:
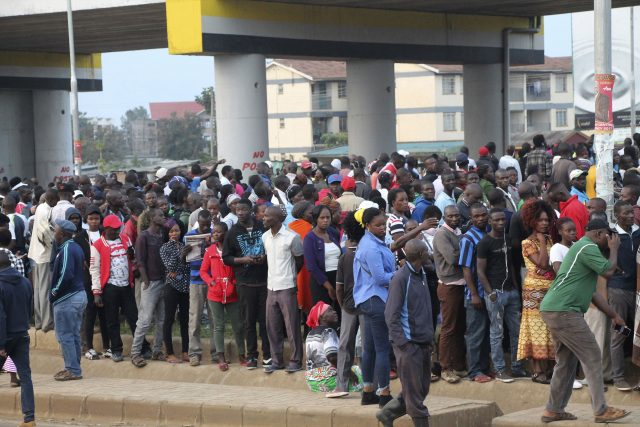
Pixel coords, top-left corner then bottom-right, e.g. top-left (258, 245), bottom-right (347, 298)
top-left (53, 291), bottom-right (88, 376)
top-left (484, 289), bottom-right (524, 373)
top-left (5, 335), bottom-right (34, 422)
top-left (464, 298), bottom-right (490, 379)
top-left (358, 296), bottom-right (390, 392)
top-left (131, 280), bottom-right (165, 356)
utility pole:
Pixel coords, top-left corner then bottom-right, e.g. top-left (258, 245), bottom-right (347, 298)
top-left (631, 7), bottom-right (636, 135)
top-left (66, 0), bottom-right (82, 176)
top-left (594, 0), bottom-right (615, 218)
top-left (210, 87), bottom-right (216, 160)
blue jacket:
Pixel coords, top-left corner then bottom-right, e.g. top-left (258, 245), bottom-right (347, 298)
top-left (50, 239), bottom-right (85, 305)
top-left (0, 267), bottom-right (32, 348)
top-left (353, 231), bottom-right (396, 305)
top-left (385, 262), bottom-right (434, 347)
top-left (411, 197), bottom-right (434, 222)
top-left (303, 227), bottom-right (341, 286)
top-left (608, 225), bottom-right (640, 291)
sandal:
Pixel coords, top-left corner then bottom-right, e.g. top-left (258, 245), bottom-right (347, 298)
top-left (54, 370), bottom-right (82, 381)
top-left (532, 373), bottom-right (551, 384)
top-left (595, 406), bottom-right (630, 423)
top-left (131, 355), bottom-right (147, 368)
top-left (473, 374), bottom-right (493, 383)
top-left (541, 412), bottom-right (577, 423)
top-left (166, 355), bottom-right (181, 364)
top-left (218, 361), bottom-right (229, 372)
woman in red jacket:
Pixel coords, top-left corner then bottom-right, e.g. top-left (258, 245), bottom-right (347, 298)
top-left (200, 222), bottom-right (246, 371)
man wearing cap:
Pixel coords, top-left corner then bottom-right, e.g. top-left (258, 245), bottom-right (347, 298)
top-left (540, 219), bottom-right (630, 424)
top-left (337, 177), bottom-right (364, 212)
top-left (50, 219), bottom-right (87, 381)
top-left (455, 153), bottom-right (470, 173)
top-left (91, 214), bottom-right (148, 363)
top-left (569, 170), bottom-right (589, 205)
top-left (476, 147), bottom-right (495, 172)
top-left (300, 161), bottom-right (316, 184)
top-left (28, 188), bottom-right (59, 332)
top-left (327, 174), bottom-right (343, 199)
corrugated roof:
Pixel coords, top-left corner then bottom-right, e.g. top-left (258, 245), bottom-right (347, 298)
top-left (309, 141), bottom-right (463, 157)
top-left (271, 56), bottom-right (572, 79)
top-left (149, 102), bottom-right (205, 121)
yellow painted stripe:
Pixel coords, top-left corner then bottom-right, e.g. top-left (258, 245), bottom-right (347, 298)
top-left (200, 0), bottom-right (533, 32)
top-left (166, 0), bottom-right (203, 54)
top-left (0, 51), bottom-right (101, 69)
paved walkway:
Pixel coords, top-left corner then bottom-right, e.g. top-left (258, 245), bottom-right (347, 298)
top-left (492, 404), bottom-right (640, 426)
top-left (0, 374), bottom-right (499, 427)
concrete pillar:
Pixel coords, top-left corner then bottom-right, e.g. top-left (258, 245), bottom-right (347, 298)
top-left (215, 54), bottom-right (269, 174)
top-left (0, 91), bottom-right (36, 179)
top-left (463, 63), bottom-right (504, 157)
top-left (347, 60), bottom-right (396, 162)
top-left (33, 90), bottom-right (73, 183)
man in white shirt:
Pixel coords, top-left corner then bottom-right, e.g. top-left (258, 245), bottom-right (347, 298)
top-left (28, 188), bottom-right (59, 332)
top-left (50, 184), bottom-right (74, 223)
top-left (499, 145), bottom-right (523, 184)
top-left (261, 206), bottom-right (304, 374)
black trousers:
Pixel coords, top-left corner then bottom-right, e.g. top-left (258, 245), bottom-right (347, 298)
top-left (163, 285), bottom-right (189, 355)
top-left (237, 284), bottom-right (270, 360)
top-left (102, 283), bottom-right (149, 354)
top-left (82, 285), bottom-right (109, 351)
top-left (394, 342), bottom-right (432, 419)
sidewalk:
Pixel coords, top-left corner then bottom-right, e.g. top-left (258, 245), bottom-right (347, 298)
top-left (0, 374), bottom-right (499, 427)
top-left (492, 404), bottom-right (640, 426)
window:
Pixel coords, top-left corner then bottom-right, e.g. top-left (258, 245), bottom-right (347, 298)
top-left (556, 109), bottom-right (567, 127)
top-left (279, 118), bottom-right (285, 129)
top-left (555, 75), bottom-right (567, 93)
top-left (442, 76), bottom-right (456, 95)
top-left (460, 113), bottom-right (464, 131)
top-left (338, 81), bottom-right (347, 98)
top-left (443, 112), bottom-right (456, 131)
top-left (277, 84), bottom-right (284, 95)
top-left (339, 116), bottom-right (348, 132)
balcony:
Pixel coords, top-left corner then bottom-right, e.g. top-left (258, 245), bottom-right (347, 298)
top-left (511, 123), bottom-right (525, 133)
top-left (525, 75), bottom-right (551, 102)
top-left (312, 95), bottom-right (332, 110)
top-left (527, 122), bottom-right (551, 132)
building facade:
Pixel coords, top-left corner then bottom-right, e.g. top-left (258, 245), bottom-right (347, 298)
top-left (266, 57), bottom-right (574, 161)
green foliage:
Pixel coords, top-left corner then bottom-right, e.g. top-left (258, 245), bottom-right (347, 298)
top-left (121, 106), bottom-right (149, 128)
top-left (157, 112), bottom-right (206, 160)
top-left (320, 132), bottom-right (348, 147)
top-left (195, 87), bottom-right (215, 115)
top-left (79, 113), bottom-right (126, 166)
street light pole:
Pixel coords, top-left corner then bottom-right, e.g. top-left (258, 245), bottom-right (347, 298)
top-left (594, 0), bottom-right (614, 217)
top-left (631, 7), bottom-right (636, 135)
top-left (66, 0), bottom-right (82, 176)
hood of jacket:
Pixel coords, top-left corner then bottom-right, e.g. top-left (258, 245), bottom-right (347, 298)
top-left (0, 266), bottom-right (24, 285)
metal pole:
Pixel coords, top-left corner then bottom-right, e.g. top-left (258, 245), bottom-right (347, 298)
top-left (594, 0), bottom-right (614, 216)
top-left (631, 7), bottom-right (636, 134)
top-left (210, 86), bottom-right (215, 159)
top-left (66, 0), bottom-right (81, 176)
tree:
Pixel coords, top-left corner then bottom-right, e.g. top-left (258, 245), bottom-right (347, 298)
top-left (195, 87), bottom-right (215, 115)
top-left (79, 113), bottom-right (126, 167)
top-left (157, 112), bottom-right (206, 160)
top-left (121, 106), bottom-right (150, 153)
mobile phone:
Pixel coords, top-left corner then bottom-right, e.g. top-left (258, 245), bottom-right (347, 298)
top-left (613, 324), bottom-right (632, 337)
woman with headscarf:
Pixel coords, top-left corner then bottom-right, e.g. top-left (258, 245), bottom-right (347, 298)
top-left (288, 201), bottom-right (315, 315)
top-left (304, 301), bottom-right (362, 394)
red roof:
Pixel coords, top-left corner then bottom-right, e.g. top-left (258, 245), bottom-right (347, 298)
top-left (149, 102), bottom-right (205, 120)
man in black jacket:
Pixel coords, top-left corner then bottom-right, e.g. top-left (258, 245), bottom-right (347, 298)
top-left (378, 239), bottom-right (434, 427)
top-left (222, 198), bottom-right (270, 370)
top-left (0, 252), bottom-right (35, 427)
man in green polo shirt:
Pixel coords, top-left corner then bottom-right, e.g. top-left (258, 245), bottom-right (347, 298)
top-left (539, 219), bottom-right (629, 424)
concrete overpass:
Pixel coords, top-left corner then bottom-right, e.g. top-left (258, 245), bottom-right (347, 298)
top-left (0, 0), bottom-right (637, 180)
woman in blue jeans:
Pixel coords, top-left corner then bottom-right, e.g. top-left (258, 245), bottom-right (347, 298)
top-left (353, 208), bottom-right (396, 408)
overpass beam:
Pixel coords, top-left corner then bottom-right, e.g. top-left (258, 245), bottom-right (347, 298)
top-left (463, 63), bottom-right (504, 158)
top-left (347, 60), bottom-right (396, 162)
top-left (33, 90), bottom-right (73, 182)
top-left (215, 54), bottom-right (269, 173)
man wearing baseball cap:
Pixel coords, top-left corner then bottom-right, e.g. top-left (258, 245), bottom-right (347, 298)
top-left (569, 169), bottom-right (589, 205)
top-left (336, 176), bottom-right (363, 212)
top-left (539, 219), bottom-right (630, 423)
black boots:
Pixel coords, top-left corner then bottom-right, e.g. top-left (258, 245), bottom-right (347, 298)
top-left (412, 417), bottom-right (429, 427)
top-left (361, 390), bottom-right (380, 405)
top-left (376, 398), bottom-right (407, 427)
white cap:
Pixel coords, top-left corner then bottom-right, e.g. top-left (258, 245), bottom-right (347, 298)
top-left (72, 190), bottom-right (84, 200)
top-left (331, 158), bottom-right (341, 170)
top-left (358, 200), bottom-right (379, 210)
top-left (156, 167), bottom-right (168, 179)
top-left (264, 160), bottom-right (273, 169)
top-left (569, 169), bottom-right (587, 181)
top-left (398, 149), bottom-right (410, 157)
top-left (11, 182), bottom-right (28, 191)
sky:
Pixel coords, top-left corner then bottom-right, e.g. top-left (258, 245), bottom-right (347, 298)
top-left (78, 14), bottom-right (573, 123)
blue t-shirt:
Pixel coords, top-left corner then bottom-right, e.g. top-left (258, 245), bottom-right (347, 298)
top-left (185, 228), bottom-right (211, 285)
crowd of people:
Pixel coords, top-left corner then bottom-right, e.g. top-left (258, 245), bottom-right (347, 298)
top-left (2, 133), bottom-right (640, 426)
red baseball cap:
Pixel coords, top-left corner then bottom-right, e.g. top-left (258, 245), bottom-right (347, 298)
top-left (479, 146), bottom-right (490, 156)
top-left (341, 176), bottom-right (356, 191)
top-left (103, 214), bottom-right (122, 229)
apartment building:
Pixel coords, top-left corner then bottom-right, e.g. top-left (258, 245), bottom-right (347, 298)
top-left (266, 57), bottom-right (574, 161)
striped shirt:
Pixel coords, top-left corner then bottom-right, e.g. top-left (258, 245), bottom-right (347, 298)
top-left (458, 225), bottom-right (487, 300)
top-left (185, 228), bottom-right (212, 285)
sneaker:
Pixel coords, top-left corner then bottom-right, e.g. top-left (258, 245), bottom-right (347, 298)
top-left (103, 348), bottom-right (113, 358)
top-left (614, 379), bottom-right (633, 391)
top-left (573, 380), bottom-right (584, 390)
top-left (85, 349), bottom-right (100, 360)
top-left (142, 349), bottom-right (153, 360)
top-left (151, 351), bottom-right (166, 361)
top-left (264, 364), bottom-right (285, 374)
top-left (111, 352), bottom-right (124, 363)
top-left (361, 390), bottom-right (380, 406)
top-left (511, 370), bottom-right (528, 378)
top-left (262, 358), bottom-right (272, 368)
top-left (496, 372), bottom-right (514, 383)
top-left (285, 364), bottom-right (302, 373)
top-left (189, 355), bottom-right (201, 367)
top-left (594, 406), bottom-right (630, 423)
top-left (441, 369), bottom-right (461, 384)
top-left (246, 357), bottom-right (258, 370)
top-left (131, 355), bottom-right (147, 368)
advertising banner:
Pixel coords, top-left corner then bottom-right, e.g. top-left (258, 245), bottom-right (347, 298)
top-left (594, 74), bottom-right (616, 133)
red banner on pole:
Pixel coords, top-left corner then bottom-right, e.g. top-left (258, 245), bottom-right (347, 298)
top-left (594, 73), bottom-right (615, 133)
top-left (73, 139), bottom-right (82, 163)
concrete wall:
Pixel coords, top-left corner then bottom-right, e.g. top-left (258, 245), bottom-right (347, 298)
top-left (0, 91), bottom-right (35, 179)
top-left (267, 116), bottom-right (312, 161)
top-left (33, 90), bottom-right (73, 182)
